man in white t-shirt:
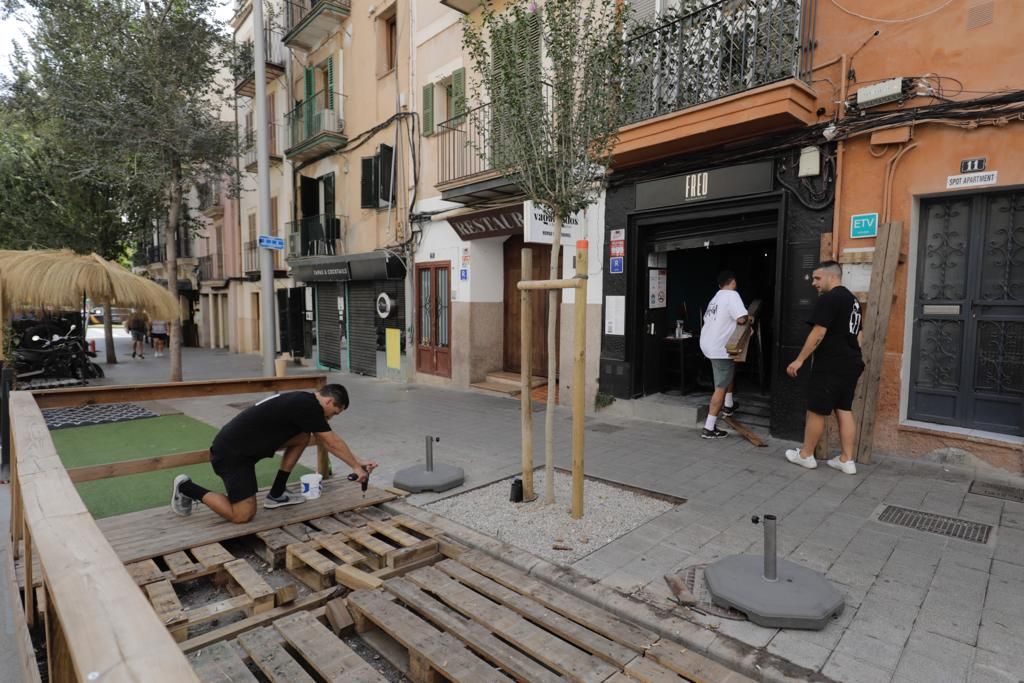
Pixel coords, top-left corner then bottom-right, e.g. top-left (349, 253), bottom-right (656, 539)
top-left (699, 271), bottom-right (749, 439)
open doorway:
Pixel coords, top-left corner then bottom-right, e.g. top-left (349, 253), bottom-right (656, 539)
top-left (641, 238), bottom-right (777, 425)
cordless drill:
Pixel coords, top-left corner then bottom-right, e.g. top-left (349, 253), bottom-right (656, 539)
top-left (347, 470), bottom-right (369, 497)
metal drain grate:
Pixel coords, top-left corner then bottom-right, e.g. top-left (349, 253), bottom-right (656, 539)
top-left (969, 480), bottom-right (1024, 503)
top-left (878, 505), bottom-right (992, 544)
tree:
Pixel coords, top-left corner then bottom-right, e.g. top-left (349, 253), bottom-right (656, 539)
top-left (10, 0), bottom-right (237, 380)
top-left (463, 0), bottom-right (631, 503)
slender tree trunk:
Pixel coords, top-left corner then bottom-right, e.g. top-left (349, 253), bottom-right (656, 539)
top-left (544, 213), bottom-right (563, 504)
top-left (166, 159), bottom-right (183, 382)
top-left (103, 301), bottom-right (117, 364)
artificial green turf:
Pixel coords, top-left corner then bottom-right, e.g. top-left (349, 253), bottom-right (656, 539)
top-left (50, 415), bottom-right (312, 519)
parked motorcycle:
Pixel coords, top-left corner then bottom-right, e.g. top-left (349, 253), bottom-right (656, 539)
top-left (13, 325), bottom-right (103, 383)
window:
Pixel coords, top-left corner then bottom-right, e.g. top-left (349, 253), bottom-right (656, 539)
top-left (377, 6), bottom-right (398, 76)
top-left (386, 15), bottom-right (397, 72)
top-left (360, 144), bottom-right (395, 209)
top-left (421, 68), bottom-right (464, 136)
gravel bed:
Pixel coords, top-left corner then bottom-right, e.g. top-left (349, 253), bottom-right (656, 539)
top-left (423, 471), bottom-right (676, 565)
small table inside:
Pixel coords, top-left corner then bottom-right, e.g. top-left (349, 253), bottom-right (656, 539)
top-left (663, 335), bottom-right (700, 395)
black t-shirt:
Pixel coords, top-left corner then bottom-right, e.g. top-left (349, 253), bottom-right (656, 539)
top-left (809, 285), bottom-right (863, 371)
top-left (211, 391), bottom-right (330, 465)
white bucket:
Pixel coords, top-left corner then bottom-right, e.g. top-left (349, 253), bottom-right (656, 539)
top-left (300, 473), bottom-right (323, 500)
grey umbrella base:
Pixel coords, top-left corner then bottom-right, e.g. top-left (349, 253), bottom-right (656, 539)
top-left (392, 462), bottom-right (465, 493)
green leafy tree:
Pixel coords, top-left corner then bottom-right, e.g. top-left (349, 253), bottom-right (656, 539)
top-left (463, 0), bottom-right (631, 503)
top-left (9, 0), bottom-right (237, 380)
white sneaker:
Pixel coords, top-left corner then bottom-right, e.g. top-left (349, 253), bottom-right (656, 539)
top-left (785, 448), bottom-right (818, 469)
top-left (827, 457), bottom-right (857, 475)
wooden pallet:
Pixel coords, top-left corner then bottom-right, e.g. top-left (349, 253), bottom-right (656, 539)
top-left (143, 555), bottom-right (280, 642)
top-left (126, 541), bottom-right (236, 586)
top-left (282, 512), bottom-right (444, 591)
top-left (222, 610), bottom-right (388, 683)
top-left (346, 550), bottom-right (754, 683)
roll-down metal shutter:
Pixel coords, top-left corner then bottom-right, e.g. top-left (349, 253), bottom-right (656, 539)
top-left (348, 282), bottom-right (377, 376)
top-left (316, 282), bottom-right (342, 370)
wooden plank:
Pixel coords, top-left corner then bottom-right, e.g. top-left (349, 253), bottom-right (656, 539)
top-left (455, 550), bottom-right (658, 652)
top-left (95, 478), bottom-right (397, 564)
top-left (346, 529), bottom-right (397, 559)
top-left (179, 587), bottom-right (340, 653)
top-left (390, 515), bottom-right (443, 539)
top-left (437, 559), bottom-right (637, 667)
top-left (274, 610), bottom-right (388, 682)
top-left (190, 542), bottom-right (234, 570)
top-left (317, 533), bottom-right (367, 566)
top-left (368, 520), bottom-right (420, 547)
top-left (190, 641), bottom-right (258, 683)
top-left (386, 540), bottom-right (439, 569)
top-left (237, 626), bottom-right (316, 683)
top-left (355, 506), bottom-right (391, 522)
top-left (126, 558), bottom-right (166, 586)
top-left (165, 550), bottom-right (202, 579)
top-left (406, 566), bottom-right (616, 683)
top-left (385, 577), bottom-right (561, 683)
top-left (721, 416), bottom-right (767, 447)
top-left (335, 511), bottom-right (371, 528)
top-left (646, 640), bottom-right (755, 683)
top-left (286, 542), bottom-right (336, 591)
top-left (336, 564), bottom-right (384, 591)
top-left (185, 595), bottom-right (253, 629)
top-left (145, 579), bottom-right (188, 641)
top-left (325, 597), bottom-right (354, 635)
top-left (68, 450), bottom-right (210, 483)
top-left (32, 375), bottom-right (327, 408)
top-left (384, 486), bottom-right (409, 497)
top-left (223, 559), bottom-right (274, 614)
top-left (347, 589), bottom-right (511, 682)
top-left (282, 523), bottom-right (316, 541)
top-left (623, 655), bottom-right (688, 682)
top-left (274, 583), bottom-right (298, 607)
top-left (853, 221), bottom-right (903, 464)
top-left (306, 515), bottom-right (351, 535)
top-left (255, 528), bottom-right (302, 569)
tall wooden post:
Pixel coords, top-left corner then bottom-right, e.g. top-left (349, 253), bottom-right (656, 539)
top-left (571, 241), bottom-right (588, 519)
top-left (520, 247), bottom-right (534, 500)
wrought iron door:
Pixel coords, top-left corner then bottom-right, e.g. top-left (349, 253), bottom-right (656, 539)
top-left (910, 191), bottom-right (1023, 436)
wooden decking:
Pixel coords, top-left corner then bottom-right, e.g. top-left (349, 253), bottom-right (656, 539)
top-left (97, 479), bottom-right (397, 563)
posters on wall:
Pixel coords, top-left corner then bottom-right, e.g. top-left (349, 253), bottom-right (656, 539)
top-left (648, 269), bottom-right (667, 308)
top-left (605, 295), bottom-right (625, 335)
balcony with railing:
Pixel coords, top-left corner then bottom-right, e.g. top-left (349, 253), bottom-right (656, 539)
top-left (242, 127), bottom-right (283, 172)
top-left (284, 89), bottom-right (346, 163)
top-left (198, 253), bottom-right (225, 282)
top-left (233, 31), bottom-right (287, 98)
top-left (283, 0), bottom-right (351, 51)
top-left (616, 0), bottom-right (817, 165)
top-left (285, 213), bottom-right (346, 258)
top-left (243, 240), bottom-right (285, 276)
top-left (197, 179), bottom-right (223, 217)
top-left (435, 102), bottom-right (527, 206)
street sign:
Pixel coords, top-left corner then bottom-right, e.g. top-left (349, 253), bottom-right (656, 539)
top-left (609, 257), bottom-right (623, 274)
top-left (850, 213), bottom-right (878, 239)
top-left (258, 235), bottom-right (285, 250)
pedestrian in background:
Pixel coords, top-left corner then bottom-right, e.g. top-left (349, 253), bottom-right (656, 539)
top-left (784, 261), bottom-right (864, 474)
top-left (698, 271), bottom-right (748, 439)
top-left (125, 309), bottom-right (148, 359)
top-left (150, 319), bottom-right (169, 357)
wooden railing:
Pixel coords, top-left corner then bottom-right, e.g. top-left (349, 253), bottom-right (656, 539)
top-left (8, 375), bottom-right (328, 682)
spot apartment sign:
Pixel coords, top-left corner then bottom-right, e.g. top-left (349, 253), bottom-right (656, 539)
top-left (449, 204), bottom-right (525, 241)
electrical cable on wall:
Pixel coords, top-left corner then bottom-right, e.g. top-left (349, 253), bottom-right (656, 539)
top-left (829, 0), bottom-right (955, 24)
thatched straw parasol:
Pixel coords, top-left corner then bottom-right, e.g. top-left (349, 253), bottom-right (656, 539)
top-left (0, 249), bottom-right (179, 357)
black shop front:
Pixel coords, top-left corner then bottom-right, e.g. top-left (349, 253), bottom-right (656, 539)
top-left (599, 152), bottom-right (835, 440)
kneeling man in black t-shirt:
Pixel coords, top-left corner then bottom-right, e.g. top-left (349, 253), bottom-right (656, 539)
top-left (784, 261), bottom-right (864, 475)
top-left (170, 384), bottom-right (378, 523)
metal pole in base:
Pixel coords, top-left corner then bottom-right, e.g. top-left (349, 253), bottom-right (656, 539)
top-left (425, 435), bottom-right (436, 473)
top-left (763, 514), bottom-right (778, 582)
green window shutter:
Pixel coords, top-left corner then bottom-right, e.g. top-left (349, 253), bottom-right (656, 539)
top-left (451, 68), bottom-right (465, 118)
top-left (422, 83), bottom-right (434, 136)
top-left (304, 68), bottom-right (315, 138)
top-left (326, 57), bottom-right (334, 110)
top-left (304, 67), bottom-right (314, 99)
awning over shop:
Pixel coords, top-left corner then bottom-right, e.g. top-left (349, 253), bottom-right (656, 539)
top-left (290, 250), bottom-right (406, 283)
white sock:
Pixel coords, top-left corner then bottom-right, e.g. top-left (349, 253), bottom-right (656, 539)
top-left (725, 393), bottom-right (734, 408)
top-left (704, 415), bottom-right (717, 431)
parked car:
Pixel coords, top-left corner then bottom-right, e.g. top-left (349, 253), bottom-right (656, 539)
top-left (89, 307), bottom-right (134, 324)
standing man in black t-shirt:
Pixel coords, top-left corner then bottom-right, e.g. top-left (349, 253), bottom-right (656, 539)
top-left (170, 384), bottom-right (378, 523)
top-left (783, 261), bottom-right (865, 475)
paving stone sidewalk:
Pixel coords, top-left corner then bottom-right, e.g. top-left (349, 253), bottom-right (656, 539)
top-left (83, 333), bottom-right (1024, 683)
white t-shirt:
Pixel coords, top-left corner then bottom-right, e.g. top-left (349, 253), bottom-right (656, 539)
top-left (699, 289), bottom-right (748, 359)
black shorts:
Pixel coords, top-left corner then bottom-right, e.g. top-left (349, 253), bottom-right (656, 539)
top-left (211, 452), bottom-right (258, 503)
top-left (153, 333), bottom-right (169, 343)
top-left (807, 363), bottom-right (864, 416)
